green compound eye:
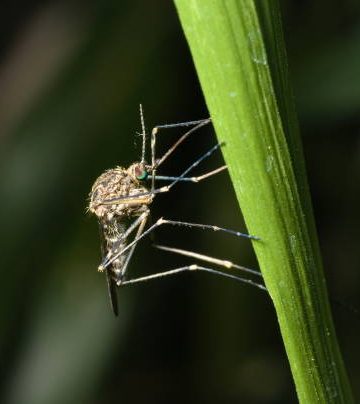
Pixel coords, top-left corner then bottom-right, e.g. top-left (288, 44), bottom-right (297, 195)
top-left (136, 170), bottom-right (148, 181)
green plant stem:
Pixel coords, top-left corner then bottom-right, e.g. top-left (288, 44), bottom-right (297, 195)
top-left (174, 1), bottom-right (354, 402)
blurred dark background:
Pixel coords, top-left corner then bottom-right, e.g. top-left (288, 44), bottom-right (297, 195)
top-left (0, 1), bottom-right (359, 403)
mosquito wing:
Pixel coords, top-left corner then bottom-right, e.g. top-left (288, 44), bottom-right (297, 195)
top-left (105, 269), bottom-right (119, 316)
top-left (98, 222), bottom-right (119, 316)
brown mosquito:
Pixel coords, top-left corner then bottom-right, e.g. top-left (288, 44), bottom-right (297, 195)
top-left (88, 106), bottom-right (265, 316)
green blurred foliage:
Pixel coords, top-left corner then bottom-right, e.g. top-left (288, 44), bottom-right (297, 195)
top-left (0, 1), bottom-right (359, 403)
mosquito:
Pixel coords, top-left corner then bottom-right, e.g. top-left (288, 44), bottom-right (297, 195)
top-left (88, 105), bottom-right (265, 316)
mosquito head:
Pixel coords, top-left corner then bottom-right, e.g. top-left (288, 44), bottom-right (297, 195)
top-left (128, 162), bottom-right (149, 182)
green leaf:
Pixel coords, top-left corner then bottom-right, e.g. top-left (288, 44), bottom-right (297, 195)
top-left (174, 1), bottom-right (354, 402)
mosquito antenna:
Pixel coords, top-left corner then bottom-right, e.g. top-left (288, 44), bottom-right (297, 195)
top-left (139, 104), bottom-right (146, 164)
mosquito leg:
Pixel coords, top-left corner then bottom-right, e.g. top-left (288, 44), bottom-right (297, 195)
top-left (154, 118), bottom-right (211, 131)
top-left (100, 142), bottom-right (225, 206)
top-left (117, 213), bottom-right (149, 283)
top-left (153, 142), bottom-right (225, 196)
top-left (150, 118), bottom-right (211, 192)
top-left (99, 210), bottom-right (150, 270)
top-left (119, 265), bottom-right (266, 291)
top-left (103, 216), bottom-right (259, 270)
top-left (152, 118), bottom-right (211, 168)
top-left (154, 244), bottom-right (262, 278)
top-left (147, 212), bottom-right (156, 244)
top-left (154, 218), bottom-right (260, 240)
top-left (150, 165), bottom-right (227, 183)
top-left (150, 176), bottom-right (197, 182)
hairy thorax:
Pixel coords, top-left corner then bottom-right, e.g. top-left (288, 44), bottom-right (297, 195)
top-left (88, 163), bottom-right (153, 220)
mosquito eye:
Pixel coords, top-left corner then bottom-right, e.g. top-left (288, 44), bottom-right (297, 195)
top-left (136, 170), bottom-right (148, 181)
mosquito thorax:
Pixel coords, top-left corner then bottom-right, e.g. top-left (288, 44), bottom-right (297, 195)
top-left (88, 164), bottom-right (153, 220)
